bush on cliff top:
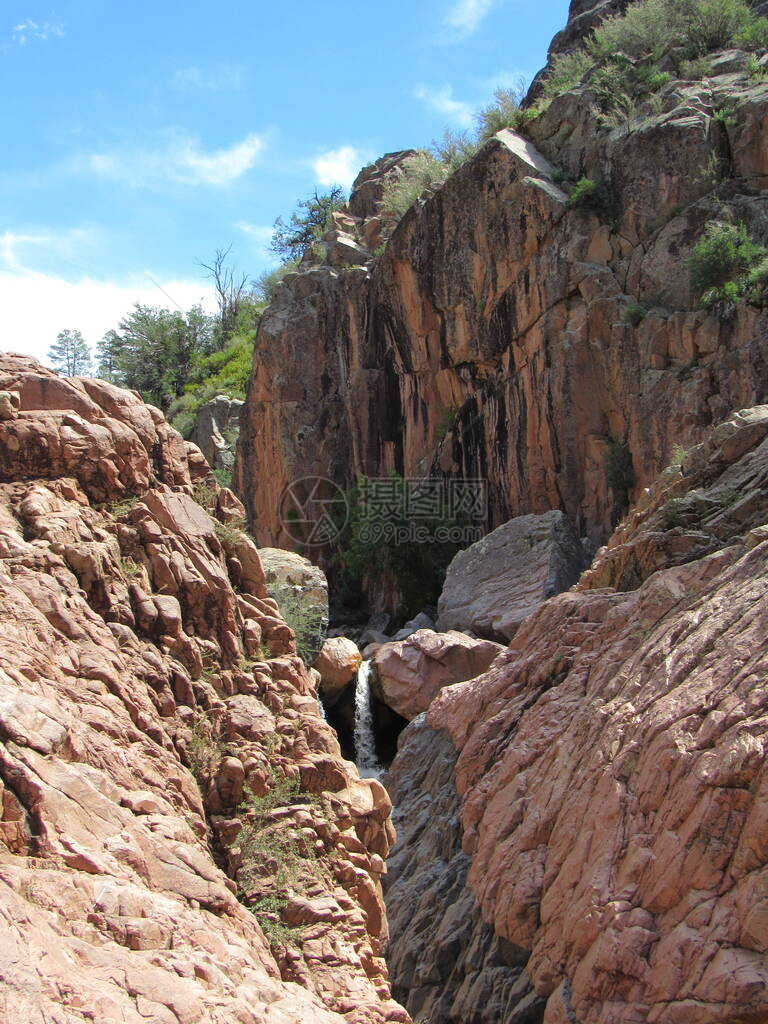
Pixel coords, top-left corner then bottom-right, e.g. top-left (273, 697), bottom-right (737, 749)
top-left (543, 0), bottom-right (768, 119)
top-left (379, 83), bottom-right (534, 223)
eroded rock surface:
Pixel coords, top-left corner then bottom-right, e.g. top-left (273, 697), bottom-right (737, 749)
top-left (315, 637), bottom-right (363, 706)
top-left (413, 406), bottom-right (768, 1024)
top-left (0, 355), bottom-right (407, 1024)
top-left (384, 717), bottom-right (545, 1024)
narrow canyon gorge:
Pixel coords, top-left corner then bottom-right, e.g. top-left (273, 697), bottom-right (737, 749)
top-left (3, 0), bottom-right (768, 1020)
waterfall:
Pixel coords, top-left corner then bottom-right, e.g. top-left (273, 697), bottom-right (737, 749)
top-left (354, 660), bottom-right (383, 779)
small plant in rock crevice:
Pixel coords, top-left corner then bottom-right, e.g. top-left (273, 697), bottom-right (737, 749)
top-left (235, 769), bottom-right (323, 946)
top-left (186, 712), bottom-right (223, 781)
top-left (213, 516), bottom-right (249, 545)
top-left (118, 555), bottom-right (143, 579)
top-left (622, 302), bottom-right (648, 326)
top-left (565, 177), bottom-right (617, 223)
top-left (269, 586), bottom-right (327, 664)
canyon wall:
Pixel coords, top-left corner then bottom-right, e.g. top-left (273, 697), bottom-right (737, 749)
top-left (236, 43), bottom-right (768, 559)
top-left (386, 404), bottom-right (768, 1023)
top-left (0, 354), bottom-right (407, 1024)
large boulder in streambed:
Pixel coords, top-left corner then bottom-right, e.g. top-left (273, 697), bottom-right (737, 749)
top-left (436, 510), bottom-right (586, 641)
top-left (313, 636), bottom-right (362, 706)
top-left (371, 629), bottom-right (503, 720)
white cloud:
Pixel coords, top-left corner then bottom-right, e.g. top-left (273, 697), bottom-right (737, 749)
top-left (444, 0), bottom-right (495, 38)
top-left (310, 146), bottom-right (370, 190)
top-left (236, 222), bottom-right (273, 251)
top-left (414, 85), bottom-right (475, 127)
top-left (87, 132), bottom-right (266, 187)
top-left (0, 230), bottom-right (215, 364)
top-left (0, 270), bottom-right (215, 365)
top-left (171, 64), bottom-right (244, 92)
top-left (12, 20), bottom-right (65, 45)
top-left (0, 228), bottom-right (98, 274)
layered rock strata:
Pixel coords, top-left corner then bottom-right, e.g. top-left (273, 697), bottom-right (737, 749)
top-left (0, 354), bottom-right (407, 1024)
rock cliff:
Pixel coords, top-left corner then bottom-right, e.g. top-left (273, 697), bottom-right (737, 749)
top-left (0, 354), bottom-right (407, 1024)
top-left (386, 404), bottom-right (768, 1023)
top-left (236, 40), bottom-right (768, 570)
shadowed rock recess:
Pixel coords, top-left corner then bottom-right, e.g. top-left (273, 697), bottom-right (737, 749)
top-left (0, 354), bottom-right (407, 1024)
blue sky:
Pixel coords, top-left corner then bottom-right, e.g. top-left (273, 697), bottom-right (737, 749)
top-left (0, 0), bottom-right (567, 363)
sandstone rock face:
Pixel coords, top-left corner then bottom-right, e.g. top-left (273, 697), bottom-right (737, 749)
top-left (190, 393), bottom-right (243, 473)
top-left (0, 355), bottom-right (407, 1024)
top-left (371, 630), bottom-right (504, 721)
top-left (314, 637), bottom-right (363, 705)
top-left (236, 56), bottom-right (768, 602)
top-left (384, 716), bottom-right (545, 1024)
top-left (411, 406), bottom-right (768, 1024)
top-left (436, 512), bottom-right (586, 640)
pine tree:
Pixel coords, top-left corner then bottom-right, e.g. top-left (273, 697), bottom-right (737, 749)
top-left (95, 329), bottom-right (122, 383)
top-left (47, 329), bottom-right (92, 377)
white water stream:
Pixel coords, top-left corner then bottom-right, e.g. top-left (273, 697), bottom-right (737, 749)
top-left (354, 660), bottom-right (383, 779)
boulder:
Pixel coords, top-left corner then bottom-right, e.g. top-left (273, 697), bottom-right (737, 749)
top-left (372, 629), bottom-right (504, 721)
top-left (313, 636), bottom-right (362, 705)
top-left (436, 511), bottom-right (586, 641)
top-left (392, 611), bottom-right (435, 642)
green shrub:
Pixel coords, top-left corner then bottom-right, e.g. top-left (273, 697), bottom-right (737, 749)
top-left (431, 129), bottom-right (479, 172)
top-left (689, 221), bottom-right (766, 293)
top-left (253, 260), bottom-right (300, 304)
top-left (542, 0), bottom-right (768, 110)
top-left (622, 302), bottom-right (648, 326)
top-left (236, 771), bottom-right (317, 947)
top-left (379, 151), bottom-right (450, 219)
top-left (679, 55), bottom-right (714, 78)
top-left (542, 50), bottom-right (593, 99)
top-left (677, 0), bottom-right (756, 55)
top-left (589, 0), bottom-right (672, 60)
top-left (476, 84), bottom-right (536, 141)
top-left (712, 105), bottom-right (737, 125)
top-left (186, 713), bottom-right (223, 781)
top-left (270, 586), bottom-right (327, 664)
top-left (735, 15), bottom-right (768, 48)
top-left (743, 255), bottom-right (768, 305)
top-left (566, 177), bottom-right (616, 219)
top-left (213, 466), bottom-right (233, 489)
top-left (746, 53), bottom-right (768, 78)
top-left (213, 516), bottom-right (248, 546)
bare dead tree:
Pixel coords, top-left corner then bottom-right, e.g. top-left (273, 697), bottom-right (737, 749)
top-left (199, 245), bottom-right (250, 345)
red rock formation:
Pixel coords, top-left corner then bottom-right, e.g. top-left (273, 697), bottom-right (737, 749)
top-left (371, 629), bottom-right (504, 721)
top-left (419, 406), bottom-right (768, 1023)
top-left (0, 354), bottom-right (407, 1024)
top-left (236, 54), bottom-right (768, 570)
